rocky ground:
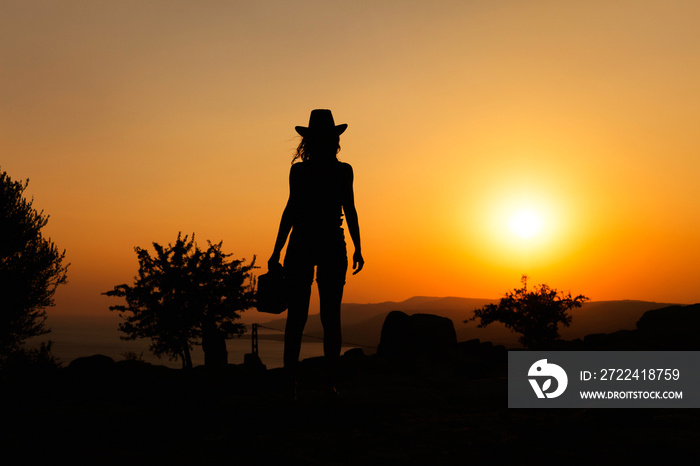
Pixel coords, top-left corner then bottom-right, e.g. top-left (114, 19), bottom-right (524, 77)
top-left (2, 341), bottom-right (699, 464)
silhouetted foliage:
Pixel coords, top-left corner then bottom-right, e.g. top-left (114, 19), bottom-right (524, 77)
top-left (0, 168), bottom-right (68, 358)
top-left (0, 341), bottom-right (62, 373)
top-left (120, 351), bottom-right (146, 363)
top-left (466, 276), bottom-right (589, 349)
top-left (104, 233), bottom-right (256, 369)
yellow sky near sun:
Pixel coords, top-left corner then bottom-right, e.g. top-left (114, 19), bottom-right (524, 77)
top-left (2, 1), bottom-right (700, 316)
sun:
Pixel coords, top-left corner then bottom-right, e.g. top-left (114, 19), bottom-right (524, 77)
top-left (467, 182), bottom-right (570, 268)
top-left (509, 208), bottom-right (543, 239)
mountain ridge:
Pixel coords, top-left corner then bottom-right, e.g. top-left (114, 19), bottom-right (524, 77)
top-left (253, 296), bottom-right (683, 351)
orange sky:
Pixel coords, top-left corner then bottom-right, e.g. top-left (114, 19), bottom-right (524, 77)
top-left (3, 1), bottom-right (700, 317)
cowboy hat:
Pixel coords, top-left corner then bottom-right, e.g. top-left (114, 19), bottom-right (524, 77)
top-left (295, 109), bottom-right (347, 137)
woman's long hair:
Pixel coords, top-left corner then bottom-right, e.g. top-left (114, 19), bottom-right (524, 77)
top-left (292, 133), bottom-right (341, 164)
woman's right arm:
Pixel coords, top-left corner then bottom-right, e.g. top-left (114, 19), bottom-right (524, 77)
top-left (268, 166), bottom-right (297, 268)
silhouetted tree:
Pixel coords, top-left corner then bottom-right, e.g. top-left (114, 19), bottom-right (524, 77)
top-left (104, 233), bottom-right (256, 369)
top-left (466, 276), bottom-right (589, 349)
top-left (0, 168), bottom-right (68, 359)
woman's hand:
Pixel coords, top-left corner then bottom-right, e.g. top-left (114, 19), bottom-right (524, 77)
top-left (352, 250), bottom-right (364, 275)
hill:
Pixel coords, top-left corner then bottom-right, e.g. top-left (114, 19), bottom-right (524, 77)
top-left (254, 297), bottom-right (680, 352)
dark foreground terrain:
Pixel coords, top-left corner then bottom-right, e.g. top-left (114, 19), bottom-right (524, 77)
top-left (2, 341), bottom-right (699, 465)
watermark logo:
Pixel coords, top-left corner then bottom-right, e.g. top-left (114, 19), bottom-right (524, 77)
top-left (528, 358), bottom-right (568, 398)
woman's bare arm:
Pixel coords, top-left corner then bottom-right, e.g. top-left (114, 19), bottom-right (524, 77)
top-left (268, 167), bottom-right (297, 268)
top-left (342, 164), bottom-right (364, 274)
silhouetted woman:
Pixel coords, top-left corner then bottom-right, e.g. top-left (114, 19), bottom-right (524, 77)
top-left (268, 109), bottom-right (364, 400)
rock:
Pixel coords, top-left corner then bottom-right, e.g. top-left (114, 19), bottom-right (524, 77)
top-left (67, 354), bottom-right (115, 371)
top-left (377, 311), bottom-right (457, 360)
top-left (202, 326), bottom-right (228, 366)
top-left (244, 352), bottom-right (266, 371)
top-left (582, 330), bottom-right (641, 350)
top-left (636, 304), bottom-right (700, 349)
top-left (457, 338), bottom-right (482, 352)
top-left (343, 348), bottom-right (365, 359)
top-left (636, 304), bottom-right (700, 335)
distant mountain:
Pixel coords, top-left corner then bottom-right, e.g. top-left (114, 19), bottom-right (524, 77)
top-left (254, 297), bottom-right (681, 352)
top-left (557, 300), bottom-right (679, 340)
top-left (40, 297), bottom-right (683, 361)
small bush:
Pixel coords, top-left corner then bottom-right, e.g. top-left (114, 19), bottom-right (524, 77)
top-left (120, 351), bottom-right (145, 362)
top-left (0, 341), bottom-right (62, 371)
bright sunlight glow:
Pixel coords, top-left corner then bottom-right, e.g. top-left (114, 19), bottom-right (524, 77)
top-left (509, 208), bottom-right (543, 239)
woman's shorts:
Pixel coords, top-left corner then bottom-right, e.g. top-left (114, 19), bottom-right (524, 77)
top-left (284, 227), bottom-right (348, 288)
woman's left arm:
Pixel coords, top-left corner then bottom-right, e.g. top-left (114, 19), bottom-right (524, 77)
top-left (342, 164), bottom-right (364, 274)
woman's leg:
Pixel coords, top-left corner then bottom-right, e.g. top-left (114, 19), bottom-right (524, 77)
top-left (318, 280), bottom-right (344, 372)
top-left (283, 268), bottom-right (313, 374)
top-left (317, 243), bottom-right (348, 392)
top-left (282, 252), bottom-right (314, 402)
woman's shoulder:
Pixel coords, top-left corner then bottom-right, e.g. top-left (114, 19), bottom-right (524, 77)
top-left (289, 161), bottom-right (306, 175)
top-left (291, 160), bottom-right (352, 178)
top-left (338, 161), bottom-right (353, 174)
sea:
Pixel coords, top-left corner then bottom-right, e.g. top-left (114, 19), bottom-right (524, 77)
top-left (26, 315), bottom-right (354, 369)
